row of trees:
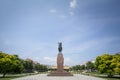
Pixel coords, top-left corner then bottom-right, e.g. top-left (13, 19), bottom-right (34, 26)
top-left (71, 61), bottom-right (95, 72)
top-left (0, 52), bottom-right (48, 78)
top-left (71, 53), bottom-right (120, 77)
top-left (1, 51), bottom-right (120, 78)
top-left (22, 59), bottom-right (47, 73)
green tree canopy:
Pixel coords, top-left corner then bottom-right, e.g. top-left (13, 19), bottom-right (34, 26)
top-left (86, 61), bottom-right (94, 70)
top-left (0, 52), bottom-right (24, 77)
top-left (95, 53), bottom-right (120, 77)
top-left (72, 64), bottom-right (85, 71)
top-left (113, 54), bottom-right (120, 75)
top-left (86, 61), bottom-right (95, 72)
top-left (23, 59), bottom-right (34, 73)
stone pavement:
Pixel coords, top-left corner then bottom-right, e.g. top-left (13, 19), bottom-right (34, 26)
top-left (12, 74), bottom-right (105, 80)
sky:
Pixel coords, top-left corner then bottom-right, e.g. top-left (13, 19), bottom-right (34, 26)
top-left (0, 0), bottom-right (120, 66)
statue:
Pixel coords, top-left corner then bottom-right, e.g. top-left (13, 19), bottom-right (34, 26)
top-left (58, 42), bottom-right (62, 52)
top-left (47, 42), bottom-right (73, 76)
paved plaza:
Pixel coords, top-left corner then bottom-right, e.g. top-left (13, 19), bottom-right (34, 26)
top-left (12, 74), bottom-right (105, 80)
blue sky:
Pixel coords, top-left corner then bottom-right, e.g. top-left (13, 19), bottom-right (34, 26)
top-left (0, 0), bottom-right (120, 66)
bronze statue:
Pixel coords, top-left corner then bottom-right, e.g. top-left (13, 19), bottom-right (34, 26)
top-left (58, 42), bottom-right (62, 52)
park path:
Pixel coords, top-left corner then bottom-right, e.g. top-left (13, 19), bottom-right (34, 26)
top-left (12, 74), bottom-right (105, 80)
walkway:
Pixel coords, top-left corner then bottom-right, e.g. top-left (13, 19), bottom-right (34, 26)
top-left (12, 74), bottom-right (105, 80)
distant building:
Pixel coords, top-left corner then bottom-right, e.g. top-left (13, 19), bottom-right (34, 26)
top-left (49, 66), bottom-right (70, 71)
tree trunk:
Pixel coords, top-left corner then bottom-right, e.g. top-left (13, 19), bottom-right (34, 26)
top-left (3, 73), bottom-right (6, 78)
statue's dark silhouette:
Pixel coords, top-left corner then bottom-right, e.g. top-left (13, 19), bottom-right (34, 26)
top-left (58, 42), bottom-right (62, 52)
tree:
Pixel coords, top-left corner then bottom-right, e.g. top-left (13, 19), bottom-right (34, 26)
top-left (95, 54), bottom-right (114, 77)
top-left (72, 64), bottom-right (85, 71)
top-left (113, 54), bottom-right (120, 75)
top-left (33, 62), bottom-right (48, 72)
top-left (86, 61), bottom-right (94, 72)
top-left (23, 59), bottom-right (34, 73)
top-left (0, 52), bottom-right (24, 78)
top-left (34, 63), bottom-right (41, 72)
top-left (81, 65), bottom-right (85, 70)
top-left (12, 55), bottom-right (24, 74)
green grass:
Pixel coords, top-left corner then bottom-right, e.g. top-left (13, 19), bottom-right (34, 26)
top-left (99, 76), bottom-right (120, 80)
top-left (0, 75), bottom-right (25, 80)
top-left (0, 76), bottom-right (24, 80)
top-left (1, 72), bottom-right (119, 80)
top-left (81, 72), bottom-right (120, 80)
top-left (0, 73), bottom-right (39, 80)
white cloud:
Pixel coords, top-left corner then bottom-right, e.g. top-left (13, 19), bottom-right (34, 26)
top-left (43, 56), bottom-right (74, 66)
top-left (43, 56), bottom-right (56, 65)
top-left (59, 15), bottom-right (66, 18)
top-left (70, 0), bottom-right (77, 9)
top-left (58, 35), bottom-right (120, 55)
top-left (34, 57), bottom-right (41, 61)
top-left (69, 0), bottom-right (77, 16)
top-left (64, 57), bottom-right (74, 66)
top-left (49, 9), bottom-right (57, 13)
top-left (69, 12), bottom-right (74, 16)
top-left (44, 57), bottom-right (56, 62)
top-left (67, 37), bottom-right (120, 53)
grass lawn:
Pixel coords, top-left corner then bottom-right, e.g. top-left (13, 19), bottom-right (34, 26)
top-left (0, 73), bottom-right (38, 80)
top-left (81, 72), bottom-right (120, 80)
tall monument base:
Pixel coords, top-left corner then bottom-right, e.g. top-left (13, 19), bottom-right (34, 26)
top-left (47, 70), bottom-right (73, 76)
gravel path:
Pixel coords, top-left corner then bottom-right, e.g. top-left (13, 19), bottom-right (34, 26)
top-left (12, 74), bottom-right (105, 80)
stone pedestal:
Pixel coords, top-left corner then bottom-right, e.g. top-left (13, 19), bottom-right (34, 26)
top-left (47, 70), bottom-right (73, 76)
top-left (47, 52), bottom-right (73, 76)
